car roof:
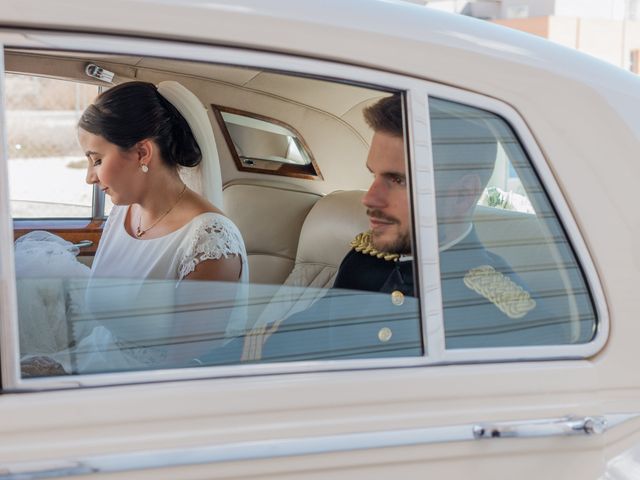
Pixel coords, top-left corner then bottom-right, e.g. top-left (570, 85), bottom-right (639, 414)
top-left (2, 0), bottom-right (638, 99)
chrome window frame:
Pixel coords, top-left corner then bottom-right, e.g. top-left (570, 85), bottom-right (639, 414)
top-left (420, 84), bottom-right (608, 363)
top-left (0, 42), bottom-right (23, 387)
top-left (92, 85), bottom-right (107, 220)
top-left (0, 30), bottom-right (608, 391)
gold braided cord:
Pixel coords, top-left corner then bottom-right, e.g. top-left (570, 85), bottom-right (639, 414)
top-left (463, 265), bottom-right (536, 319)
top-left (350, 231), bottom-right (400, 262)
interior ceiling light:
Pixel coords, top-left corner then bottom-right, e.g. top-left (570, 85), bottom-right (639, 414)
top-left (84, 63), bottom-right (115, 83)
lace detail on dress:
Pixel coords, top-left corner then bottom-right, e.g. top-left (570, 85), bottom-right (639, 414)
top-left (178, 214), bottom-right (245, 281)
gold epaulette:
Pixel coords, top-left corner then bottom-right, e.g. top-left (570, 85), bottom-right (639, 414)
top-left (350, 231), bottom-right (400, 262)
top-left (463, 265), bottom-right (536, 319)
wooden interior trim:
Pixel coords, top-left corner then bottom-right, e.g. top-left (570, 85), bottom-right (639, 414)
top-left (13, 219), bottom-right (105, 257)
top-left (212, 105), bottom-right (324, 181)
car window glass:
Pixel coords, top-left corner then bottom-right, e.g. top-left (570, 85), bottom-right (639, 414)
top-left (214, 107), bottom-right (321, 178)
top-left (6, 74), bottom-right (98, 218)
top-left (429, 97), bottom-right (596, 349)
top-left (11, 54), bottom-right (422, 378)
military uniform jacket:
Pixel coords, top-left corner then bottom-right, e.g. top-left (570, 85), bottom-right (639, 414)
top-left (259, 239), bottom-right (422, 362)
top-left (262, 228), bottom-right (568, 360)
top-left (198, 228), bottom-right (572, 366)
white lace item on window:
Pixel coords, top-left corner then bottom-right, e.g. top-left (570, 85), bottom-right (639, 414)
top-left (178, 214), bottom-right (246, 281)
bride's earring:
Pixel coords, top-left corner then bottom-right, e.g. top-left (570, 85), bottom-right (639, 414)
top-left (140, 163), bottom-right (149, 173)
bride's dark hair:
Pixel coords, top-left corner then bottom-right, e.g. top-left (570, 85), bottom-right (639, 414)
top-left (78, 81), bottom-right (201, 168)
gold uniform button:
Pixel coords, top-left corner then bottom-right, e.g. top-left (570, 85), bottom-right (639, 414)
top-left (391, 290), bottom-right (405, 306)
top-left (378, 327), bottom-right (393, 343)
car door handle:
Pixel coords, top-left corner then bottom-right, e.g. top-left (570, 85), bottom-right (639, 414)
top-left (73, 240), bottom-right (94, 249)
top-left (472, 415), bottom-right (607, 440)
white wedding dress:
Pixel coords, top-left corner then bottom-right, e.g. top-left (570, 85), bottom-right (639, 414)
top-left (74, 206), bottom-right (248, 374)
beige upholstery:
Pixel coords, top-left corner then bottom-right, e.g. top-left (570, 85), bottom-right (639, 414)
top-left (247, 190), bottom-right (368, 338)
top-left (225, 181), bottom-right (552, 292)
top-left (288, 190), bottom-right (369, 288)
top-left (223, 182), bottom-right (321, 285)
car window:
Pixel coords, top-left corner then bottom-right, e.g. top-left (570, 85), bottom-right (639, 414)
top-left (213, 106), bottom-right (322, 179)
top-left (7, 46), bottom-right (602, 385)
top-left (429, 97), bottom-right (597, 349)
top-left (6, 74), bottom-right (98, 218)
top-left (10, 54), bottom-right (423, 379)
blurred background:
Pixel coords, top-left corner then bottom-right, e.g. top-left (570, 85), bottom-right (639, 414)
top-left (411, 0), bottom-right (640, 73)
top-left (6, 75), bottom-right (98, 218)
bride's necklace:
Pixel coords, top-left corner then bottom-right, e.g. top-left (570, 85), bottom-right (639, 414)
top-left (135, 184), bottom-right (187, 238)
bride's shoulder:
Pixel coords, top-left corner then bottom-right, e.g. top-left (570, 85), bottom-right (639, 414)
top-left (188, 211), bottom-right (238, 235)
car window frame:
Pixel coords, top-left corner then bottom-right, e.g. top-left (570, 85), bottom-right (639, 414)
top-left (212, 104), bottom-right (324, 180)
top-left (4, 70), bottom-right (107, 222)
top-left (0, 31), bottom-right (608, 392)
top-left (6, 70), bottom-right (108, 262)
top-left (420, 83), bottom-right (608, 363)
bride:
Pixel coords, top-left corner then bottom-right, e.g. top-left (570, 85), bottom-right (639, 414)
top-left (22, 81), bottom-right (248, 375)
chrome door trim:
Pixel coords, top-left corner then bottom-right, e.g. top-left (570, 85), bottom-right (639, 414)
top-left (0, 413), bottom-right (635, 479)
top-left (405, 88), bottom-right (444, 360)
top-left (0, 43), bottom-right (22, 387)
top-left (91, 184), bottom-right (105, 220)
top-left (472, 415), bottom-right (608, 439)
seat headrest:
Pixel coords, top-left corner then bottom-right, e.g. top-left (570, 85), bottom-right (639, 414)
top-left (296, 190), bottom-right (369, 267)
top-left (224, 183), bottom-right (321, 260)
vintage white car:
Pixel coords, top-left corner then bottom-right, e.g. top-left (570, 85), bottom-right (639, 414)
top-left (0, 0), bottom-right (638, 478)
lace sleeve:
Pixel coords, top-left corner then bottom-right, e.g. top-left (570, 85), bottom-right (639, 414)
top-left (178, 214), bottom-right (246, 280)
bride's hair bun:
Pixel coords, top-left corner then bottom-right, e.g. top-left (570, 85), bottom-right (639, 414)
top-left (78, 81), bottom-right (202, 168)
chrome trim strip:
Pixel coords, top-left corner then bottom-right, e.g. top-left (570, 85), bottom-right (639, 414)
top-left (0, 424), bottom-right (518, 478)
top-left (604, 412), bottom-right (640, 429)
top-left (0, 45), bottom-right (22, 388)
top-left (406, 89), bottom-right (445, 360)
top-left (0, 413), bottom-right (634, 479)
top-left (91, 185), bottom-right (105, 220)
top-left (473, 415), bottom-right (608, 439)
top-left (406, 87), bottom-right (445, 358)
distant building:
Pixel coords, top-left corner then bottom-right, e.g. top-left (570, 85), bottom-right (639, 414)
top-left (418, 0), bottom-right (640, 72)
